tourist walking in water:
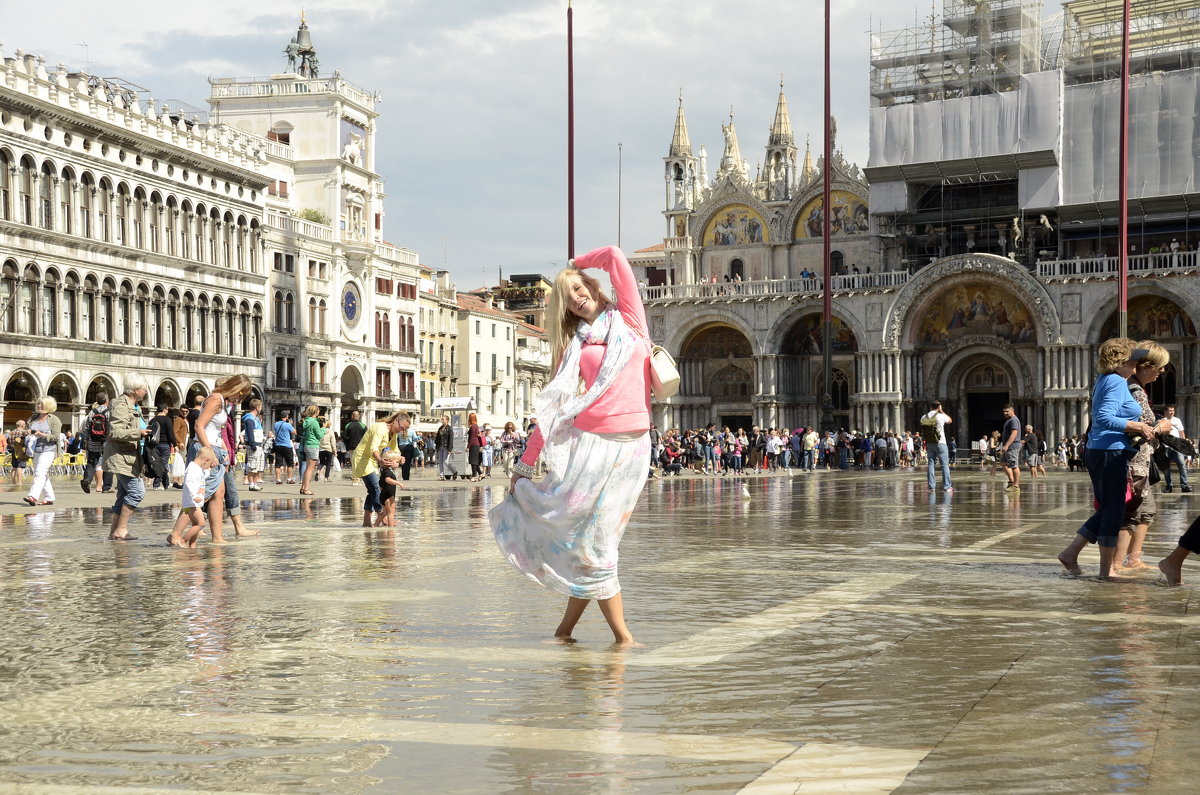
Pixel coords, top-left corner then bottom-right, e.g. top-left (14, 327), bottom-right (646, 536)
top-left (350, 411), bottom-right (410, 527)
top-left (1000, 405), bottom-right (1022, 491)
top-left (104, 375), bottom-right (150, 541)
top-left (1058, 339), bottom-right (1166, 579)
top-left (490, 245), bottom-right (651, 646)
top-left (23, 397), bottom-right (61, 506)
top-left (1114, 342), bottom-right (1170, 573)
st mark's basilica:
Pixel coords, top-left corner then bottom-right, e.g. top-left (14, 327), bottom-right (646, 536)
top-left (630, 0), bottom-right (1200, 446)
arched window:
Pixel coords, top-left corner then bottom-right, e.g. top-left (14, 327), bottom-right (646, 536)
top-left (132, 188), bottom-right (147, 249)
top-left (148, 192), bottom-right (162, 252)
top-left (308, 297), bottom-right (318, 332)
top-left (212, 300), bottom-right (224, 354)
top-left (251, 304), bottom-right (262, 358)
top-left (729, 258), bottom-right (744, 280)
top-left (239, 301), bottom-right (250, 357)
top-left (225, 298), bottom-right (236, 353)
top-left (97, 179), bottom-right (112, 242)
top-left (318, 299), bottom-right (327, 334)
top-left (18, 157), bottom-right (35, 225)
top-left (78, 173), bottom-right (93, 238)
top-left (41, 269), bottom-right (58, 337)
top-left (133, 284), bottom-right (148, 346)
top-left (406, 317), bottom-right (415, 351)
top-left (2, 261), bottom-right (18, 333)
top-left (117, 281), bottom-right (132, 344)
top-left (197, 295), bottom-right (210, 350)
top-left (166, 290), bottom-right (179, 349)
top-left (151, 286), bottom-right (165, 348)
top-left (114, 184), bottom-right (129, 245)
top-left (81, 275), bottom-right (97, 340)
top-left (100, 279), bottom-right (115, 342)
top-left (222, 212), bottom-right (234, 267)
top-left (180, 202), bottom-right (193, 259)
top-left (208, 209), bottom-right (220, 264)
top-left (180, 293), bottom-right (194, 351)
top-left (64, 272), bottom-right (79, 338)
top-left (165, 198), bottom-right (177, 256)
top-left (831, 368), bottom-right (850, 411)
top-left (0, 150), bottom-right (11, 221)
top-left (283, 291), bottom-right (294, 332)
top-left (273, 290), bottom-right (284, 332)
top-left (249, 220), bottom-right (261, 272)
top-left (831, 250), bottom-right (845, 274)
top-left (38, 162), bottom-right (54, 230)
top-left (58, 168), bottom-right (75, 235)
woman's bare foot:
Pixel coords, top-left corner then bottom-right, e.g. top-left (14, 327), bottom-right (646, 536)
top-left (235, 528), bottom-right (259, 538)
top-left (1159, 557), bottom-right (1185, 586)
top-left (1057, 552), bottom-right (1083, 576)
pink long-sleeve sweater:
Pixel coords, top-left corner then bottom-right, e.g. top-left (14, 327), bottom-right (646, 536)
top-left (520, 246), bottom-right (651, 466)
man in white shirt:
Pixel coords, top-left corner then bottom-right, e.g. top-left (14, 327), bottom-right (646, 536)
top-left (1163, 405), bottom-right (1191, 493)
top-left (920, 400), bottom-right (954, 491)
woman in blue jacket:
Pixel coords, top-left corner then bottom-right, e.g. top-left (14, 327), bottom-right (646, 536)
top-left (1058, 338), bottom-right (1168, 579)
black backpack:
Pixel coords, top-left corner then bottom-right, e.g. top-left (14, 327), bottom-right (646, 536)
top-left (88, 410), bottom-right (109, 441)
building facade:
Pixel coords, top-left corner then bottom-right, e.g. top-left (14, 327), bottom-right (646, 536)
top-left (0, 48), bottom-right (269, 430)
top-left (0, 20), bottom-right (429, 436)
top-left (633, 0), bottom-right (1200, 445)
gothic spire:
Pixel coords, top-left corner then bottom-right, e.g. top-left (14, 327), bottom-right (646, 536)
top-left (769, 77), bottom-right (794, 147)
top-left (668, 90), bottom-right (692, 157)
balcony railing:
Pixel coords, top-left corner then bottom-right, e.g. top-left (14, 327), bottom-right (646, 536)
top-left (1037, 250), bottom-right (1200, 280)
top-left (274, 378), bottom-right (299, 390)
top-left (641, 271), bottom-right (909, 302)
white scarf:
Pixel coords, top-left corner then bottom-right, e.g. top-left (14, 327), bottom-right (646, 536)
top-left (535, 305), bottom-right (637, 474)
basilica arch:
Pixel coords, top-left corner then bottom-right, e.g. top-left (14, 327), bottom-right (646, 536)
top-left (670, 322), bottom-right (755, 431)
top-left (884, 254), bottom-right (1060, 350)
top-left (1087, 286), bottom-right (1200, 344)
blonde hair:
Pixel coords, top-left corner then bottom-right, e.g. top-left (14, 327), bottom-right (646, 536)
top-left (305, 404), bottom-right (320, 418)
top-left (214, 373), bottom-right (252, 400)
top-left (1134, 339), bottom-right (1170, 369)
top-left (193, 446), bottom-right (219, 468)
top-left (36, 396), bottom-right (57, 414)
top-left (381, 451), bottom-right (402, 465)
top-left (1097, 337), bottom-right (1135, 375)
top-left (547, 267), bottom-right (611, 369)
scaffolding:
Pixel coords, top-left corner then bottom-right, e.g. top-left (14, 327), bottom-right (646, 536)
top-left (1061, 0), bottom-right (1200, 83)
top-left (870, 0), bottom-right (1044, 106)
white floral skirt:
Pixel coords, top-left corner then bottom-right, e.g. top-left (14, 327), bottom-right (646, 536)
top-left (490, 428), bottom-right (649, 600)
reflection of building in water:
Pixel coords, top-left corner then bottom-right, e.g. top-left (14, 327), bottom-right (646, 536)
top-left (630, 0), bottom-right (1200, 444)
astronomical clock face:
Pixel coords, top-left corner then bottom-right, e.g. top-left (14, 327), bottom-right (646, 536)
top-left (342, 283), bottom-right (361, 325)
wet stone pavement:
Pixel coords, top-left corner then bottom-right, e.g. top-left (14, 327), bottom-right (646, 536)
top-left (1, 468), bottom-right (1200, 793)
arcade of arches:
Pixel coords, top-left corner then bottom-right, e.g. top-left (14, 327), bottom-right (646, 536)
top-left (654, 271), bottom-right (1199, 445)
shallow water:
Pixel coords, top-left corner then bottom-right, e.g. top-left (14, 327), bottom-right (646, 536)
top-left (1, 471), bottom-right (1199, 792)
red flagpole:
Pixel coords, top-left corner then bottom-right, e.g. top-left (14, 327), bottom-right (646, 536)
top-left (1117, 0), bottom-right (1130, 337)
top-left (567, 1), bottom-right (575, 261)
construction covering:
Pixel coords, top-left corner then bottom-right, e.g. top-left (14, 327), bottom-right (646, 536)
top-left (868, 70), bottom-right (1062, 171)
top-left (1062, 67), bottom-right (1200, 205)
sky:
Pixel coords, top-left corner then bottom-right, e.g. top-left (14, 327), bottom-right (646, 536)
top-left (3, 0), bottom-right (1060, 290)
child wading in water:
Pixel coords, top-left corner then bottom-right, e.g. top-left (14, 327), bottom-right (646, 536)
top-left (375, 451), bottom-right (403, 527)
top-left (167, 446), bottom-right (219, 548)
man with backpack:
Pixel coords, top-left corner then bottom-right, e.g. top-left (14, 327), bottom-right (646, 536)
top-left (80, 393), bottom-right (114, 494)
top-left (920, 400), bottom-right (954, 492)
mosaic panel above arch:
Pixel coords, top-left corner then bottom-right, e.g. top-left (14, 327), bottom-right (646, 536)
top-left (914, 282), bottom-right (1037, 348)
top-left (702, 204), bottom-right (768, 247)
top-left (781, 314), bottom-right (859, 354)
top-left (681, 325), bottom-right (752, 358)
top-left (1100, 295), bottom-right (1196, 340)
top-left (794, 190), bottom-right (869, 239)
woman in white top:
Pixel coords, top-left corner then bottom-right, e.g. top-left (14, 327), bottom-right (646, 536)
top-left (179, 374), bottom-right (253, 546)
top-left (23, 397), bottom-right (62, 506)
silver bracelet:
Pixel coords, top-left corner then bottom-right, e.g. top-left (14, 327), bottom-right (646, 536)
top-left (512, 459), bottom-right (537, 478)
